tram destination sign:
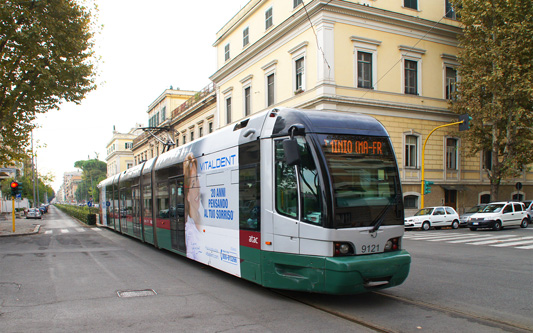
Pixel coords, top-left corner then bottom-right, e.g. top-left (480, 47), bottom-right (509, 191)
top-left (322, 136), bottom-right (389, 156)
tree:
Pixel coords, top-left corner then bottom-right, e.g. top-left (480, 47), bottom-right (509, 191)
top-left (451, 0), bottom-right (533, 200)
top-left (74, 159), bottom-right (106, 202)
top-left (0, 0), bottom-right (98, 163)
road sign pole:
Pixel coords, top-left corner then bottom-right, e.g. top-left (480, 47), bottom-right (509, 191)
top-left (421, 120), bottom-right (464, 208)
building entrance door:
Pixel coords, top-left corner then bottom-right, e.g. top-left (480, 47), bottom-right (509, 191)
top-left (444, 189), bottom-right (457, 209)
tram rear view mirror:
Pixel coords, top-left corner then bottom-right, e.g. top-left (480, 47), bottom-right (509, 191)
top-left (283, 138), bottom-right (301, 166)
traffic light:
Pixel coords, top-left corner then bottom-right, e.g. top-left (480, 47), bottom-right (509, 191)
top-left (10, 181), bottom-right (20, 197)
top-left (424, 180), bottom-right (434, 195)
top-left (458, 114), bottom-right (472, 131)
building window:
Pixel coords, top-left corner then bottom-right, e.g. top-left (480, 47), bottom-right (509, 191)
top-left (226, 97), bottom-right (232, 124)
top-left (404, 59), bottom-right (418, 95)
top-left (243, 27), bottom-right (249, 47)
top-left (483, 150), bottom-right (492, 170)
top-left (209, 122), bottom-right (213, 133)
top-left (404, 0), bottom-right (417, 10)
top-left (405, 135), bottom-right (418, 168)
top-left (224, 43), bottom-right (230, 61)
top-left (267, 73), bottom-right (275, 106)
top-left (446, 138), bottom-right (458, 170)
top-left (265, 7), bottom-right (273, 30)
top-left (445, 66), bottom-right (457, 100)
top-left (357, 51), bottom-right (373, 89)
top-left (445, 0), bottom-right (460, 19)
top-left (125, 142), bottom-right (133, 149)
top-left (199, 127), bottom-right (203, 138)
top-left (293, 0), bottom-right (303, 8)
top-left (161, 106), bottom-right (166, 121)
top-left (182, 134), bottom-right (186, 145)
top-left (404, 195), bottom-right (419, 209)
top-left (244, 86), bottom-right (251, 116)
top-left (295, 57), bottom-right (304, 92)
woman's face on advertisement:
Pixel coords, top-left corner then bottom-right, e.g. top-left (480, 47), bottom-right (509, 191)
top-left (188, 167), bottom-right (200, 211)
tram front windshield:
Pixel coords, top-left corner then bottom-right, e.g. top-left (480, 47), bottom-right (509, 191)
top-left (318, 134), bottom-right (403, 228)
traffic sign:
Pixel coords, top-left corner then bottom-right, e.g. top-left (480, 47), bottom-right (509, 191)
top-left (516, 182), bottom-right (523, 191)
top-left (87, 201), bottom-right (93, 207)
top-left (106, 201), bottom-right (111, 207)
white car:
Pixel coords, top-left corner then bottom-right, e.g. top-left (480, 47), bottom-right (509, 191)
top-left (467, 202), bottom-right (528, 231)
top-left (404, 206), bottom-right (460, 231)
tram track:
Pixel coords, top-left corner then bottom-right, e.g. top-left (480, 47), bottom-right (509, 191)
top-left (275, 290), bottom-right (532, 333)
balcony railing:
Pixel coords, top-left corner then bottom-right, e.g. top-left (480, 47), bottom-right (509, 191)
top-left (171, 82), bottom-right (216, 119)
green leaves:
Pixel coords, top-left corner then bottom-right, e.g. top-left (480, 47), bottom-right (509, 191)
top-left (0, 0), bottom-right (98, 163)
top-left (451, 0), bottom-right (533, 197)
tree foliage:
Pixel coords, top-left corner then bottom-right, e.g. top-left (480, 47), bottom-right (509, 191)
top-left (451, 0), bottom-right (533, 199)
top-left (74, 158), bottom-right (106, 202)
top-left (0, 0), bottom-right (98, 163)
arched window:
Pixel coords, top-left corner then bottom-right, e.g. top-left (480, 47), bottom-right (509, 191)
top-left (404, 195), bottom-right (419, 209)
top-left (480, 193), bottom-right (490, 204)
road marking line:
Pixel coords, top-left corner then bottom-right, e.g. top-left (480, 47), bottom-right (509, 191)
top-left (490, 237), bottom-right (533, 247)
top-left (446, 235), bottom-right (517, 243)
top-left (45, 230), bottom-right (52, 234)
top-left (93, 228), bottom-right (102, 231)
top-left (516, 244), bottom-right (533, 249)
top-left (60, 229), bottom-right (69, 233)
top-left (404, 233), bottom-right (475, 240)
top-left (467, 236), bottom-right (532, 245)
top-left (76, 228), bottom-right (85, 232)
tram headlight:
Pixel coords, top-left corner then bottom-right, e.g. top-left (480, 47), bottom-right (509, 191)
top-left (334, 242), bottom-right (354, 256)
top-left (384, 237), bottom-right (400, 252)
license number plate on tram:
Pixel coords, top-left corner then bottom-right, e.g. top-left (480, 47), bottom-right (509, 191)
top-left (359, 243), bottom-right (380, 254)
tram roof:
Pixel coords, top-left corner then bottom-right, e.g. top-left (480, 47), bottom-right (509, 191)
top-left (272, 108), bottom-right (388, 137)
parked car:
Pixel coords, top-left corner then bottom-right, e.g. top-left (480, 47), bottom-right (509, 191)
top-left (467, 201), bottom-right (528, 231)
top-left (404, 206), bottom-right (460, 231)
top-left (522, 200), bottom-right (532, 222)
top-left (26, 208), bottom-right (42, 219)
top-left (459, 204), bottom-right (488, 227)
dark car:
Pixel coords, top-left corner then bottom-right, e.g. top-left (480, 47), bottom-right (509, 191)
top-left (459, 204), bottom-right (488, 227)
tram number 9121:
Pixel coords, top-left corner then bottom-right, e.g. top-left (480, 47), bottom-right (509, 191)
top-left (361, 244), bottom-right (380, 254)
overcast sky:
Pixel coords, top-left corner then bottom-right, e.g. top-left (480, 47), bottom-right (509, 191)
top-left (33, 0), bottom-right (250, 192)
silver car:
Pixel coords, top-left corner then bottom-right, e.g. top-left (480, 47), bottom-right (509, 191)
top-left (459, 204), bottom-right (488, 227)
top-left (26, 208), bottom-right (42, 219)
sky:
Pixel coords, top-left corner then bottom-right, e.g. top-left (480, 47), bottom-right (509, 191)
top-left (33, 0), bottom-right (250, 192)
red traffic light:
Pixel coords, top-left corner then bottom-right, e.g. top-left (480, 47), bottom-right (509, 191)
top-left (10, 181), bottom-right (19, 189)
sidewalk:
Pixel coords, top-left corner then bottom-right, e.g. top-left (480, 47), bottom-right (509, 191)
top-left (0, 213), bottom-right (41, 237)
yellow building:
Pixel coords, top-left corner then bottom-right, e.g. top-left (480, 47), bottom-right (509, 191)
top-left (210, 0), bottom-right (531, 214)
top-left (106, 126), bottom-right (142, 177)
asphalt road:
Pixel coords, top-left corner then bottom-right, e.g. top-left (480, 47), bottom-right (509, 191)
top-left (1, 206), bottom-right (532, 332)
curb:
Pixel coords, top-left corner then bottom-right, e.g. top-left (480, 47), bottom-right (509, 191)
top-left (0, 224), bottom-right (41, 237)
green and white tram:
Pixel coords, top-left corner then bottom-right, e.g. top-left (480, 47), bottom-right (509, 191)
top-left (98, 108), bottom-right (410, 294)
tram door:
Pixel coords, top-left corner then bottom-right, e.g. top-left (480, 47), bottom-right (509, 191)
top-left (132, 186), bottom-right (141, 238)
top-left (169, 177), bottom-right (186, 252)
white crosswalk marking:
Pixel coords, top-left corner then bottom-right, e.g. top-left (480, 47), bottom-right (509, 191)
top-left (45, 230), bottom-right (52, 235)
top-left (76, 228), bottom-right (86, 232)
top-left (490, 237), bottom-right (533, 247)
top-left (404, 231), bottom-right (533, 250)
top-left (60, 229), bottom-right (69, 233)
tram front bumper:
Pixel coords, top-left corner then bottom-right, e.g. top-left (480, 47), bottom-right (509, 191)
top-left (323, 250), bottom-right (411, 294)
top-left (262, 250), bottom-right (411, 295)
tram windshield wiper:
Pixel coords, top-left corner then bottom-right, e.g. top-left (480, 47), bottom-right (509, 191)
top-left (370, 194), bottom-right (401, 233)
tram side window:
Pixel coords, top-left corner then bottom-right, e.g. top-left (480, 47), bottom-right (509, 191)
top-left (143, 184), bottom-right (152, 222)
top-left (275, 140), bottom-right (298, 219)
top-left (298, 138), bottom-right (322, 224)
top-left (157, 182), bottom-right (170, 218)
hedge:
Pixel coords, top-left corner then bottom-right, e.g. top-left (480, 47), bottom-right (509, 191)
top-left (55, 204), bottom-right (98, 225)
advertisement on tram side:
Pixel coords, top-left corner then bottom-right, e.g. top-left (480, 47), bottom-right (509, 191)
top-left (184, 146), bottom-right (241, 276)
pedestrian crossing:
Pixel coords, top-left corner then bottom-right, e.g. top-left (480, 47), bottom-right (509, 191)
top-left (43, 227), bottom-right (103, 235)
top-left (403, 231), bottom-right (533, 250)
